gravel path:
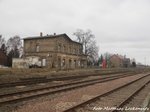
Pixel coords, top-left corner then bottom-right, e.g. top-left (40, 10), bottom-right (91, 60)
top-left (12, 73), bottom-right (149, 112)
top-left (74, 75), bottom-right (150, 112)
top-left (123, 83), bottom-right (150, 112)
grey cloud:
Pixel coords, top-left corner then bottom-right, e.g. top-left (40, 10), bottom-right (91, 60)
top-left (0, 0), bottom-right (150, 64)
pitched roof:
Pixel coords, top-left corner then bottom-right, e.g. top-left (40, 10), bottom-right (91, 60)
top-left (23, 33), bottom-right (82, 45)
top-left (110, 54), bottom-right (124, 60)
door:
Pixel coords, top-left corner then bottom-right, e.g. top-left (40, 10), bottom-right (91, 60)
top-left (42, 59), bottom-right (46, 67)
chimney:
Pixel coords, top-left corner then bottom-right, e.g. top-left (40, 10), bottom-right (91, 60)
top-left (40, 32), bottom-right (43, 37)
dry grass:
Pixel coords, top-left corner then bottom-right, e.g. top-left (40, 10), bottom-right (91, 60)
top-left (0, 68), bottom-right (100, 83)
top-left (1, 67), bottom-right (149, 83)
top-left (0, 68), bottom-right (54, 76)
top-left (0, 68), bottom-right (52, 83)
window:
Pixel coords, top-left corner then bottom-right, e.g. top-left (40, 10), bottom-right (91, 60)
top-left (58, 44), bottom-right (61, 51)
top-left (64, 45), bottom-right (66, 52)
top-left (77, 49), bottom-right (79, 54)
top-left (29, 42), bottom-right (33, 52)
top-left (73, 48), bottom-right (76, 54)
top-left (78, 61), bottom-right (80, 67)
top-left (74, 60), bottom-right (76, 68)
top-left (36, 45), bottom-right (40, 52)
top-left (69, 47), bottom-right (71, 53)
top-left (79, 46), bottom-right (83, 54)
top-left (69, 59), bottom-right (72, 68)
top-left (42, 59), bottom-right (46, 66)
top-left (62, 45), bottom-right (64, 52)
top-left (62, 59), bottom-right (65, 67)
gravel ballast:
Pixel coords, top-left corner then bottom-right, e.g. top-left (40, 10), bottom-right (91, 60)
top-left (12, 73), bottom-right (149, 112)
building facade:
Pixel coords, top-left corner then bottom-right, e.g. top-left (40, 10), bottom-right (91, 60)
top-left (0, 49), bottom-right (8, 66)
top-left (23, 33), bottom-right (87, 69)
top-left (110, 54), bottom-right (123, 68)
top-left (123, 58), bottom-right (131, 68)
top-left (110, 54), bottom-right (131, 68)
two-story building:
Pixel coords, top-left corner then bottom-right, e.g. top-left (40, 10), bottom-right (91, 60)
top-left (23, 33), bottom-right (87, 69)
top-left (109, 54), bottom-right (131, 68)
top-left (110, 54), bottom-right (124, 68)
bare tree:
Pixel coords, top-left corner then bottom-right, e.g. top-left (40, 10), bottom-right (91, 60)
top-left (73, 29), bottom-right (99, 65)
top-left (73, 29), bottom-right (95, 54)
top-left (0, 35), bottom-right (7, 54)
top-left (0, 35), bottom-right (6, 48)
top-left (73, 29), bottom-right (84, 43)
top-left (7, 35), bottom-right (22, 66)
top-left (7, 35), bottom-right (22, 54)
top-left (87, 40), bottom-right (99, 60)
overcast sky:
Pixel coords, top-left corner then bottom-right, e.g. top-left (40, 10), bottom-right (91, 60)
top-left (0, 0), bottom-right (150, 65)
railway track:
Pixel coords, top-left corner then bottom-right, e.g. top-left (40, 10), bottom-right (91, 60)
top-left (0, 72), bottom-right (139, 106)
top-left (63, 73), bottom-right (150, 112)
top-left (0, 70), bottom-right (132, 88)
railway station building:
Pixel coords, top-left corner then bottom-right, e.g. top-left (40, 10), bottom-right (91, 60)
top-left (23, 33), bottom-right (87, 69)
